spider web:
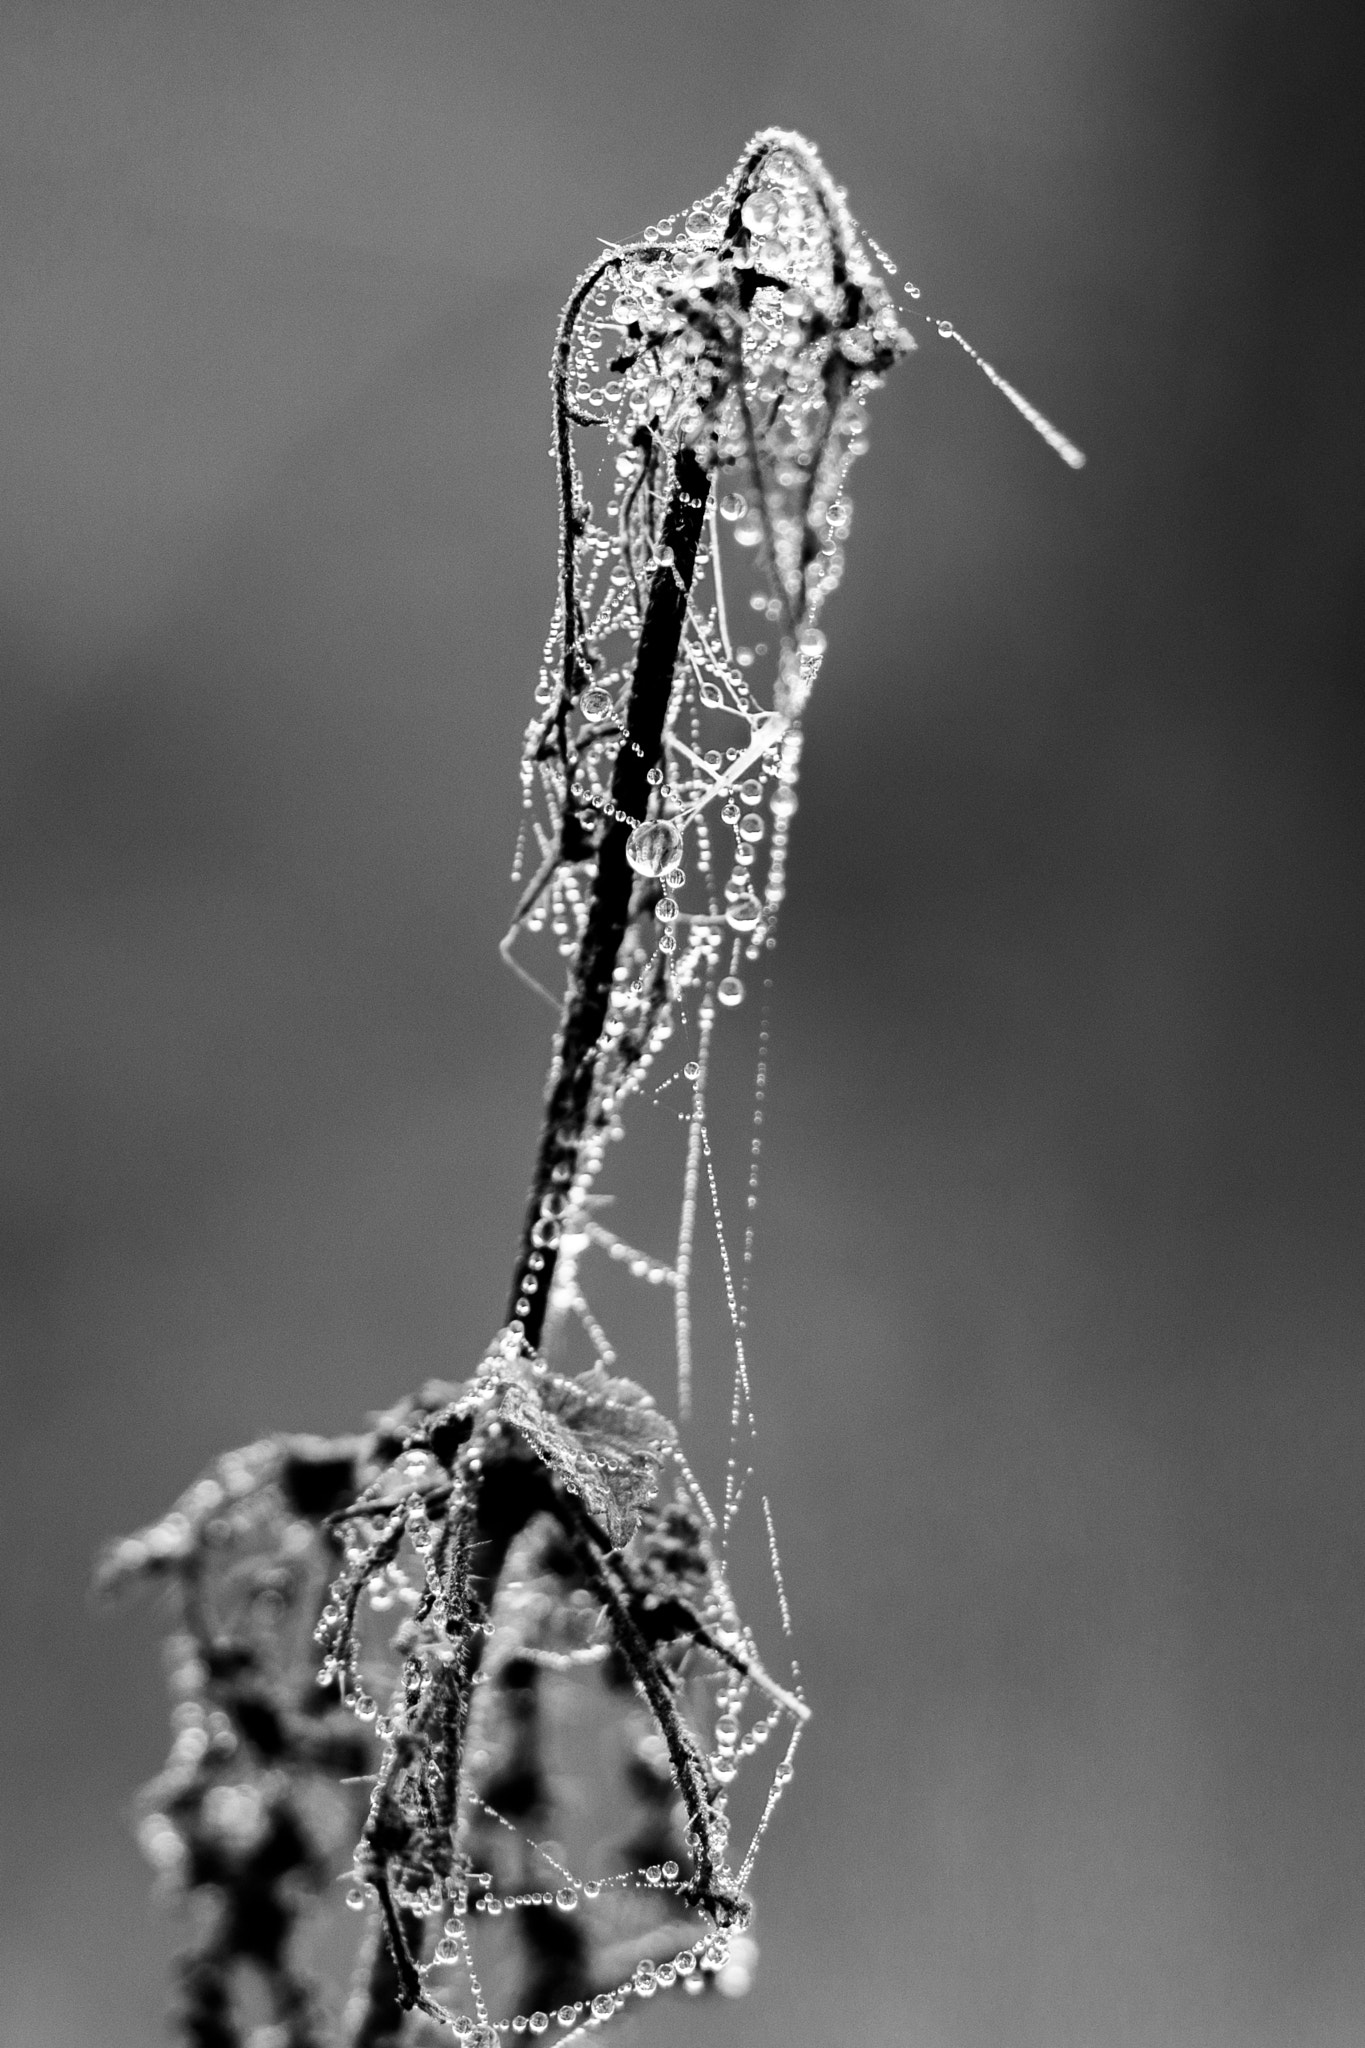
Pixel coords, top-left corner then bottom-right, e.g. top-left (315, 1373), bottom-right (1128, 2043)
top-left (106, 131), bottom-right (912, 2048)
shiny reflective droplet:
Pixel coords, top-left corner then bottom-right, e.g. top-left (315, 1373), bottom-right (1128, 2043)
top-left (734, 519), bottom-right (763, 547)
top-left (531, 1215), bottom-right (561, 1249)
top-left (529, 2014), bottom-right (550, 2036)
top-left (557, 2006), bottom-right (578, 2027)
top-left (581, 686), bottom-right (614, 722)
top-left (738, 812), bottom-right (765, 843)
top-left (683, 1060), bottom-right (701, 1081)
top-left (591, 1994), bottom-right (615, 2020)
top-left (663, 865), bottom-right (686, 889)
top-left (937, 318), bottom-right (954, 338)
top-left (725, 894), bottom-right (761, 931)
top-left (675, 1950), bottom-right (697, 1977)
top-left (721, 799), bottom-right (740, 825)
top-left (345, 1885), bottom-right (367, 1912)
top-left (556, 1886), bottom-right (578, 1912)
top-left (656, 895), bottom-right (678, 922)
top-left (583, 1880), bottom-right (602, 1900)
top-left (661, 1859), bottom-right (680, 1880)
top-left (797, 625), bottom-right (826, 659)
top-left (717, 975), bottom-right (745, 1006)
top-left (470, 2029), bottom-right (499, 2048)
top-left (627, 819), bottom-right (683, 877)
top-left (719, 493), bottom-right (746, 521)
top-left (770, 785), bottom-right (798, 820)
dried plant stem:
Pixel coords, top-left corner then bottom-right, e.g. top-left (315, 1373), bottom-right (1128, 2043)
top-left (509, 445), bottom-right (711, 1343)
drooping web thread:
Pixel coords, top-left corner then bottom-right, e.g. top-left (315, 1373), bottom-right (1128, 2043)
top-left (100, 130), bottom-right (1079, 2048)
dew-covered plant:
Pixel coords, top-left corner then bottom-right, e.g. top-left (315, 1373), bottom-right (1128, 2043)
top-left (102, 128), bottom-right (1072, 2048)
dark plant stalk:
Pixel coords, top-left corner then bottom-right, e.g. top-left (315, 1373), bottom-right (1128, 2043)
top-left (508, 444), bottom-right (710, 1345)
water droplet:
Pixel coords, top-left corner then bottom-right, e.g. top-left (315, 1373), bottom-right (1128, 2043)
top-left (583, 1880), bottom-right (603, 1900)
top-left (675, 1950), bottom-right (697, 1977)
top-left (713, 1758), bottom-right (737, 1784)
top-left (470, 2028), bottom-right (499, 2048)
top-left (345, 1885), bottom-right (367, 1911)
top-left (738, 813), bottom-right (765, 843)
top-left (937, 318), bottom-right (954, 338)
top-left (592, 1994), bottom-right (615, 2020)
top-left (739, 778), bottom-right (764, 804)
top-left (556, 1885), bottom-right (578, 1912)
top-left (721, 800), bottom-right (740, 825)
top-left (717, 975), bottom-right (745, 1007)
top-left (627, 819), bottom-right (683, 878)
top-left (529, 2014), bottom-right (550, 2036)
top-left (719, 493), bottom-right (747, 522)
top-left (485, 1895), bottom-right (504, 1916)
top-left (656, 895), bottom-right (678, 922)
top-left (662, 1859), bottom-right (680, 1880)
top-left (581, 686), bottom-right (614, 722)
top-left (683, 1060), bottom-right (701, 1081)
top-left (741, 190), bottom-right (781, 235)
top-left (663, 865), bottom-right (686, 889)
top-left (354, 1695), bottom-right (376, 1722)
top-left (557, 2006), bottom-right (578, 2027)
top-left (434, 1935), bottom-right (460, 1963)
top-left (725, 894), bottom-right (762, 931)
top-left (770, 785), bottom-right (798, 820)
top-left (734, 518), bottom-right (763, 547)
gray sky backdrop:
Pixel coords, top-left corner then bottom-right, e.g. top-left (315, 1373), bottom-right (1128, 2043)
top-left (2, 3), bottom-right (1363, 2046)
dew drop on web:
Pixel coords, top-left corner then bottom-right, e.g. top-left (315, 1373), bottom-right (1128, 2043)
top-left (627, 818), bottom-right (683, 876)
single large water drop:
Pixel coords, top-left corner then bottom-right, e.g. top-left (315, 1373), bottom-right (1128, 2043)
top-left (725, 893), bottom-right (762, 931)
top-left (627, 818), bottom-right (683, 877)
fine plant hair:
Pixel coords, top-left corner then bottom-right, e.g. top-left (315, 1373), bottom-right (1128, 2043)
top-left (102, 128), bottom-right (1076, 2048)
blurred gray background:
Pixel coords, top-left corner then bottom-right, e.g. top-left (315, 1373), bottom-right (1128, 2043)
top-left (2, 2), bottom-right (1363, 2044)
